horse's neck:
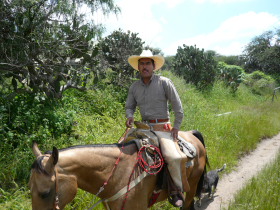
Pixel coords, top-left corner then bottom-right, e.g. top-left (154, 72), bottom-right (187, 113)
top-left (57, 143), bottom-right (137, 193)
top-left (58, 144), bottom-right (128, 171)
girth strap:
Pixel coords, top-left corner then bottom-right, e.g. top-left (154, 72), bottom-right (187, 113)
top-left (107, 171), bottom-right (148, 202)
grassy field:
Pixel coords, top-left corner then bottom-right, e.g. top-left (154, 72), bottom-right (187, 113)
top-left (227, 152), bottom-right (280, 210)
top-left (0, 71), bottom-right (280, 209)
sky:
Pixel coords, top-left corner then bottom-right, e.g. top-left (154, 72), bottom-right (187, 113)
top-left (96, 0), bottom-right (280, 56)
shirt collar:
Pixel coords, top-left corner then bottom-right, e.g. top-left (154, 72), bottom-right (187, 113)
top-left (140, 73), bottom-right (155, 85)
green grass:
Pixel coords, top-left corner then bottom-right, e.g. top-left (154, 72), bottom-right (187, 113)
top-left (227, 152), bottom-right (280, 210)
top-left (1, 71), bottom-right (280, 209)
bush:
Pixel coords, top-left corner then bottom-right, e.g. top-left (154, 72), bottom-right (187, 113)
top-left (0, 93), bottom-right (75, 189)
top-left (243, 71), bottom-right (277, 95)
top-left (217, 62), bottom-right (245, 93)
top-left (172, 45), bottom-right (218, 90)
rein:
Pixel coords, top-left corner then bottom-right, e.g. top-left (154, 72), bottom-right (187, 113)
top-left (87, 143), bottom-right (125, 210)
top-left (54, 167), bottom-right (60, 210)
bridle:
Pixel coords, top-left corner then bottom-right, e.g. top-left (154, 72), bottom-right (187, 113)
top-left (32, 154), bottom-right (60, 210)
top-left (54, 167), bottom-right (60, 210)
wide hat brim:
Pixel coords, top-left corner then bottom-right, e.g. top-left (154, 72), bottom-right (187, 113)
top-left (128, 51), bottom-right (165, 71)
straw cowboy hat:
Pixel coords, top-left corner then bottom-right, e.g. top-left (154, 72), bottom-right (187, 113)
top-left (128, 50), bottom-right (165, 71)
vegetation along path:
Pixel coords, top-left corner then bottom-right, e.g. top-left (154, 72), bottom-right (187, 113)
top-left (197, 133), bottom-right (280, 210)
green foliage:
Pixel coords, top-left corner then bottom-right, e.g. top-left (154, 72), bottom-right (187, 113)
top-left (215, 55), bottom-right (245, 67)
top-left (217, 62), bottom-right (245, 93)
top-left (0, 187), bottom-right (31, 210)
top-left (243, 28), bottom-right (280, 80)
top-left (0, 93), bottom-right (75, 188)
top-left (243, 70), bottom-right (277, 95)
top-left (161, 56), bottom-right (174, 71)
top-left (1, 71), bottom-right (280, 209)
top-left (95, 29), bottom-right (144, 87)
top-left (228, 153), bottom-right (280, 210)
top-left (172, 45), bottom-right (218, 90)
top-left (0, 0), bottom-right (119, 98)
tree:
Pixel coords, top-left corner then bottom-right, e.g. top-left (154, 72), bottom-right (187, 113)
top-left (172, 45), bottom-right (218, 90)
top-left (162, 56), bottom-right (174, 71)
top-left (243, 29), bottom-right (280, 80)
top-left (0, 0), bottom-right (120, 98)
top-left (215, 55), bottom-right (245, 67)
top-left (95, 29), bottom-right (144, 87)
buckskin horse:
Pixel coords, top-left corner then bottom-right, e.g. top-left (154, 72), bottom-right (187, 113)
top-left (29, 130), bottom-right (208, 210)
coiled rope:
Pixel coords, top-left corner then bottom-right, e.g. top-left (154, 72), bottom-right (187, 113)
top-left (138, 145), bottom-right (164, 175)
top-left (121, 145), bottom-right (164, 210)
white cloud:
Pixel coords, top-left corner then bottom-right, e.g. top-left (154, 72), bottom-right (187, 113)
top-left (101, 0), bottom-right (184, 46)
top-left (102, 0), bottom-right (161, 45)
top-left (165, 12), bottom-right (280, 56)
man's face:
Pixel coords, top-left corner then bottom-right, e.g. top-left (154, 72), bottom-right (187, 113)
top-left (138, 58), bottom-right (155, 80)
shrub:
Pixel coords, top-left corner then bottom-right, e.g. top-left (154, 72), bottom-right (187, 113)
top-left (0, 93), bottom-right (75, 189)
top-left (243, 71), bottom-right (277, 95)
top-left (217, 62), bottom-right (245, 93)
top-left (172, 45), bottom-right (218, 90)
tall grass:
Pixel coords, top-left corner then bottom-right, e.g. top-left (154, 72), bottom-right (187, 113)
top-left (227, 152), bottom-right (280, 210)
top-left (1, 71), bottom-right (280, 209)
top-left (162, 71), bottom-right (280, 170)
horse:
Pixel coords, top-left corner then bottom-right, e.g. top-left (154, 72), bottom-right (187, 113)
top-left (29, 130), bottom-right (208, 210)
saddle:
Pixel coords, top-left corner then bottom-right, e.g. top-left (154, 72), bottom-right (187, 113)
top-left (122, 122), bottom-right (197, 193)
top-left (125, 121), bottom-right (196, 158)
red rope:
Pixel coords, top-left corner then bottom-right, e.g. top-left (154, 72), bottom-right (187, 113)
top-left (138, 145), bottom-right (164, 175)
top-left (98, 128), bottom-right (129, 193)
top-left (97, 144), bottom-right (124, 195)
top-left (121, 145), bottom-right (164, 210)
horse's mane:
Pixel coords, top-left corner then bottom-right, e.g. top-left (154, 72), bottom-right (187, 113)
top-left (31, 156), bottom-right (50, 175)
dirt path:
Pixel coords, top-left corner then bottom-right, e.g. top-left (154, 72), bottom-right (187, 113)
top-left (196, 133), bottom-right (280, 210)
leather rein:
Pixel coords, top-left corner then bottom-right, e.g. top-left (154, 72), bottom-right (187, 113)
top-left (54, 167), bottom-right (60, 210)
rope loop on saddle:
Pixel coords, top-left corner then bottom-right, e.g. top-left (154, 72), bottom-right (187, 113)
top-left (137, 145), bottom-right (164, 175)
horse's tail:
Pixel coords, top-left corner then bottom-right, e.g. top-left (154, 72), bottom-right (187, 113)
top-left (191, 130), bottom-right (210, 168)
top-left (191, 130), bottom-right (210, 197)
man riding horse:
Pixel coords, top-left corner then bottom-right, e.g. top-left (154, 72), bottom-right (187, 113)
top-left (125, 50), bottom-right (185, 207)
top-left (29, 51), bottom-right (207, 210)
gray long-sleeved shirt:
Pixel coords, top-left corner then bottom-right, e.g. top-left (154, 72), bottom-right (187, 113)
top-left (125, 74), bottom-right (184, 129)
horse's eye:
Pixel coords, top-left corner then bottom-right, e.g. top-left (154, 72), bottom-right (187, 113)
top-left (39, 191), bottom-right (51, 199)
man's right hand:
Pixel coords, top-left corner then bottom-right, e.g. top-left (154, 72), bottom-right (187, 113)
top-left (126, 117), bottom-right (134, 128)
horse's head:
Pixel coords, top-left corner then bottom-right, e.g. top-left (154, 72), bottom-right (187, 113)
top-left (29, 142), bottom-right (59, 210)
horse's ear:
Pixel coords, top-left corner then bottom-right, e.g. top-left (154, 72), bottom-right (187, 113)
top-left (45, 147), bottom-right (59, 174)
top-left (32, 142), bottom-right (42, 157)
top-left (52, 146), bottom-right (59, 165)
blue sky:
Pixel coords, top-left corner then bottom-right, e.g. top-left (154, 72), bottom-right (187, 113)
top-left (99, 0), bottom-right (280, 56)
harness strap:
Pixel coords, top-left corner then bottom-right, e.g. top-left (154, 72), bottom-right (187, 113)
top-left (106, 171), bottom-right (148, 202)
top-left (88, 171), bottom-right (149, 210)
top-left (54, 167), bottom-right (60, 210)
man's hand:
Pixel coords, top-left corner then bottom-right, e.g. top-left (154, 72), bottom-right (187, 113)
top-left (171, 127), bottom-right (179, 140)
top-left (126, 117), bottom-right (134, 128)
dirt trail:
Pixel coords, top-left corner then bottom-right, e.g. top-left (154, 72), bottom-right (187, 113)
top-left (196, 133), bottom-right (280, 210)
